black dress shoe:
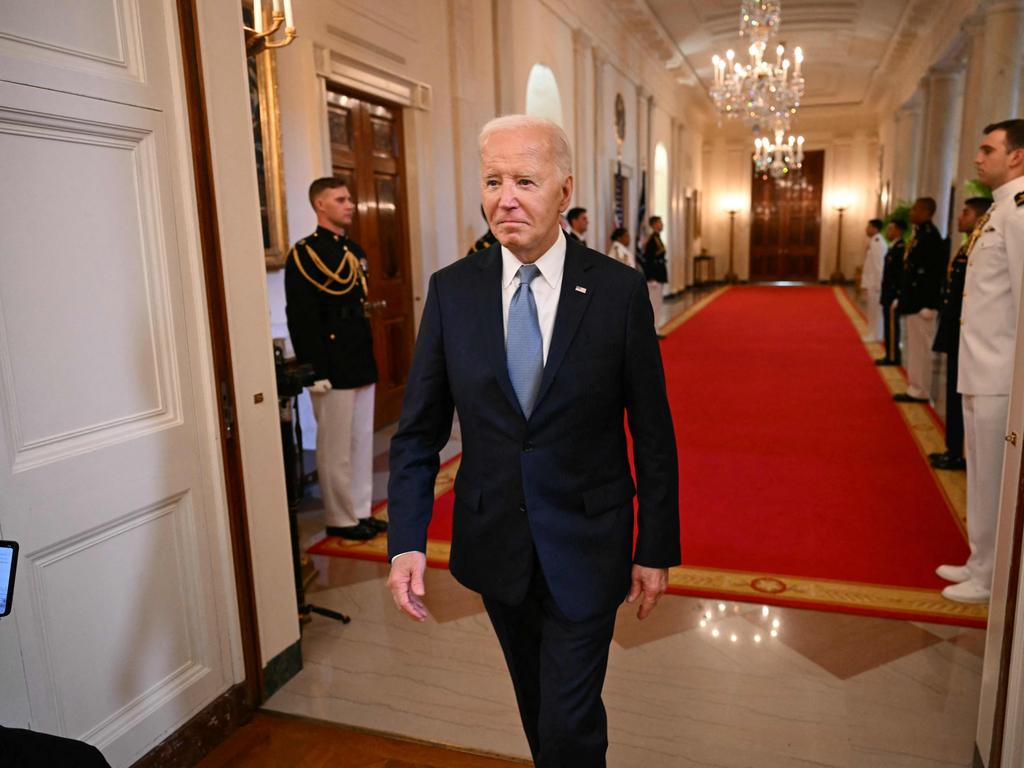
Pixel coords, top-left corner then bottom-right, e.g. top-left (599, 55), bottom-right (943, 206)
top-left (326, 521), bottom-right (378, 540)
top-left (931, 454), bottom-right (966, 471)
top-left (360, 516), bottom-right (388, 533)
top-left (893, 393), bottom-right (929, 403)
top-left (874, 358), bottom-right (899, 366)
top-left (928, 451), bottom-right (947, 461)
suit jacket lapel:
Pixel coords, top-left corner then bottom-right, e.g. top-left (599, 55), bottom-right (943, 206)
top-left (478, 244), bottom-right (524, 416)
top-left (534, 237), bottom-right (592, 412)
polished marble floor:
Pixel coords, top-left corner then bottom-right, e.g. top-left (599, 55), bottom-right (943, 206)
top-left (265, 285), bottom-right (983, 767)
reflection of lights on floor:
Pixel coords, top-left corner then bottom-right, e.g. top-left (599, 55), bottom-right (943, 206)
top-left (697, 602), bottom-right (781, 645)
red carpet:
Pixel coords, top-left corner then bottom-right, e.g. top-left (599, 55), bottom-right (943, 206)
top-left (310, 286), bottom-right (981, 626)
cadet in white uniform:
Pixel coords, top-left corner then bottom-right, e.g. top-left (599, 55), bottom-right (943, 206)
top-left (938, 120), bottom-right (1024, 604)
top-left (860, 218), bottom-right (887, 341)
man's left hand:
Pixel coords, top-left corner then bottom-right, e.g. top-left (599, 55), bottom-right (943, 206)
top-left (625, 565), bottom-right (668, 620)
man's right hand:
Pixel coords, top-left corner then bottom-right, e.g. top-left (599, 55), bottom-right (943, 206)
top-left (309, 378), bottom-right (332, 394)
top-left (388, 552), bottom-right (428, 621)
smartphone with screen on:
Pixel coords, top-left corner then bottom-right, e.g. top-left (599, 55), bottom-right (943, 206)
top-left (0, 540), bottom-right (18, 617)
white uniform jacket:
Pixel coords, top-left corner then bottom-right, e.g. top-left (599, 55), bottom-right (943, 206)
top-left (958, 175), bottom-right (1024, 395)
top-left (609, 240), bottom-right (637, 270)
top-left (860, 233), bottom-right (887, 290)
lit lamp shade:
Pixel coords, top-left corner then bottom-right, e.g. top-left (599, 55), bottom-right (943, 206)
top-left (721, 195), bottom-right (746, 213)
top-left (830, 191), bottom-right (853, 210)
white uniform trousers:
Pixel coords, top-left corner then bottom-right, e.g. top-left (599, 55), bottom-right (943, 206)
top-left (863, 287), bottom-right (882, 342)
top-left (963, 393), bottom-right (1010, 590)
top-left (648, 281), bottom-right (664, 330)
top-left (904, 310), bottom-right (937, 400)
top-left (310, 384), bottom-right (375, 528)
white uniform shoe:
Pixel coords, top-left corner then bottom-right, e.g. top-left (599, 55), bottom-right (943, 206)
top-left (936, 564), bottom-right (971, 583)
top-left (941, 580), bottom-right (991, 604)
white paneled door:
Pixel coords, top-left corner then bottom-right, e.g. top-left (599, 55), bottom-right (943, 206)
top-left (0, 2), bottom-right (241, 765)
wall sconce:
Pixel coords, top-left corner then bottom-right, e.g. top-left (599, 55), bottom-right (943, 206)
top-left (245, 0), bottom-right (296, 56)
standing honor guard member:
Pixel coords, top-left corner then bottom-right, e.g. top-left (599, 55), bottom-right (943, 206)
top-left (466, 205), bottom-right (498, 258)
top-left (387, 115), bottom-right (679, 767)
top-left (893, 197), bottom-right (946, 402)
top-left (876, 219), bottom-right (908, 366)
top-left (285, 177), bottom-right (387, 541)
top-left (938, 120), bottom-right (1024, 604)
top-left (639, 215), bottom-right (668, 332)
top-left (929, 197), bottom-right (993, 471)
top-left (860, 219), bottom-right (887, 342)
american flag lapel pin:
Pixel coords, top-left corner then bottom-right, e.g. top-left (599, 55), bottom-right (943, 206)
top-left (575, 285), bottom-right (588, 294)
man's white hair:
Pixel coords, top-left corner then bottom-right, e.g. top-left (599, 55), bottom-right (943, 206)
top-left (479, 114), bottom-right (572, 180)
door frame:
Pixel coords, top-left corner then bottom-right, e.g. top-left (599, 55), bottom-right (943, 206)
top-left (175, 0), bottom-right (262, 703)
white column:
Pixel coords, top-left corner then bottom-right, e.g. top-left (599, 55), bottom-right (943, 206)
top-left (977, 0), bottom-right (1024, 127)
top-left (572, 29), bottom-right (594, 216)
top-left (891, 89), bottom-right (924, 206)
top-left (917, 66), bottom-right (964, 236)
top-left (955, 16), bottom-right (987, 198)
top-left (592, 45), bottom-right (609, 250)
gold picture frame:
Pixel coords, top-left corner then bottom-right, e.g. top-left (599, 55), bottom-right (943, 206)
top-left (245, 1), bottom-right (290, 270)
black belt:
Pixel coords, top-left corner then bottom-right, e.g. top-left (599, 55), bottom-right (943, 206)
top-left (326, 304), bottom-right (367, 321)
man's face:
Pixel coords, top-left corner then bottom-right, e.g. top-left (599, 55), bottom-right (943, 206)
top-left (957, 205), bottom-right (981, 235)
top-left (315, 185), bottom-right (355, 229)
top-left (652, 219), bottom-right (664, 233)
top-left (481, 127), bottom-right (573, 262)
top-left (865, 224), bottom-right (878, 237)
top-left (572, 212), bottom-right (589, 234)
top-left (975, 129), bottom-right (1024, 188)
top-left (621, 231), bottom-right (631, 247)
top-left (885, 223), bottom-right (900, 242)
top-left (908, 201), bottom-right (930, 225)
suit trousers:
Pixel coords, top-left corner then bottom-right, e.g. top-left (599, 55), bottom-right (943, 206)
top-left (963, 394), bottom-right (1010, 590)
top-left (944, 349), bottom-right (964, 458)
top-left (310, 384), bottom-right (374, 527)
top-left (483, 559), bottom-right (618, 768)
top-left (647, 281), bottom-right (664, 330)
top-left (904, 310), bottom-right (937, 400)
top-left (882, 302), bottom-right (901, 363)
top-left (863, 287), bottom-right (882, 341)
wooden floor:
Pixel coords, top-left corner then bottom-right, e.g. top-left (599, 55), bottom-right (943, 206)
top-left (197, 712), bottom-right (528, 767)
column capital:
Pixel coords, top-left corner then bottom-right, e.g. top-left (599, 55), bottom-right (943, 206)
top-left (573, 28), bottom-right (593, 53)
top-left (592, 44), bottom-right (608, 67)
top-left (980, 0), bottom-right (1024, 16)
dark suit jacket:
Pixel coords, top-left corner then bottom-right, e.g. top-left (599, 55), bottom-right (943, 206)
top-left (387, 234), bottom-right (680, 622)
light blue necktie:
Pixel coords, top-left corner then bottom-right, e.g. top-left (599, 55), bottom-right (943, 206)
top-left (507, 264), bottom-right (544, 417)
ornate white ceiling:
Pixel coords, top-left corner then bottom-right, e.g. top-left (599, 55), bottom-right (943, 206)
top-left (643, 0), bottom-right (954, 108)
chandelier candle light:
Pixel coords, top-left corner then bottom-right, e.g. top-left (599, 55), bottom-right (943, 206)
top-left (753, 131), bottom-right (804, 179)
top-left (246, 0), bottom-right (297, 54)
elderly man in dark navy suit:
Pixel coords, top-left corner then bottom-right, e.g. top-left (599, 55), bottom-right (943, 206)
top-left (386, 115), bottom-right (680, 767)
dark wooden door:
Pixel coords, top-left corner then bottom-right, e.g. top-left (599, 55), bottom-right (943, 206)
top-left (326, 87), bottom-right (415, 428)
top-left (749, 150), bottom-right (824, 281)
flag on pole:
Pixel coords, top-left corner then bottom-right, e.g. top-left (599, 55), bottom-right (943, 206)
top-left (635, 169), bottom-right (647, 263)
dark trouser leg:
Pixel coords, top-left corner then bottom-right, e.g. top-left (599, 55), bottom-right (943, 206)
top-left (883, 302), bottom-right (901, 363)
top-left (946, 349), bottom-right (964, 458)
top-left (483, 568), bottom-right (618, 768)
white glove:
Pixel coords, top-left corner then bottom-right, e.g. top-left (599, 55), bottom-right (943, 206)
top-left (309, 378), bottom-right (333, 394)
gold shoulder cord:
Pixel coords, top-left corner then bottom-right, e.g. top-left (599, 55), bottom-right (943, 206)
top-left (292, 243), bottom-right (368, 296)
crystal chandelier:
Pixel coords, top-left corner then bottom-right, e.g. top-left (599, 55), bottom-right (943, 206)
top-left (753, 130), bottom-right (804, 179)
top-left (708, 2), bottom-right (805, 135)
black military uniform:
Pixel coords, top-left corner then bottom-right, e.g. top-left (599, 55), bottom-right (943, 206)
top-left (929, 243), bottom-right (968, 468)
top-left (465, 229), bottom-right (497, 258)
top-left (898, 221), bottom-right (946, 317)
top-left (567, 229), bottom-right (585, 244)
top-left (285, 226), bottom-right (377, 389)
top-left (285, 226), bottom-right (381, 540)
top-left (877, 237), bottom-right (905, 365)
top-left (894, 220), bottom-right (947, 402)
top-left (639, 231), bottom-right (668, 284)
